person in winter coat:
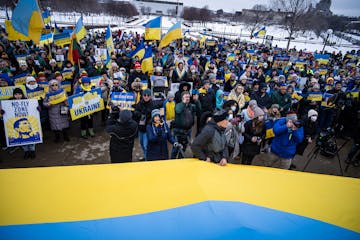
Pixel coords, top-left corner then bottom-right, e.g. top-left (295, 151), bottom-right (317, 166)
top-left (271, 84), bottom-right (292, 117)
top-left (241, 99), bottom-right (259, 122)
top-left (260, 111), bottom-right (304, 169)
top-left (251, 82), bottom-right (272, 110)
top-left (224, 106), bottom-right (242, 163)
top-left (228, 84), bottom-right (246, 110)
top-left (215, 89), bottom-right (224, 110)
top-left (296, 109), bottom-right (318, 156)
top-left (171, 61), bottom-right (188, 83)
top-left (242, 106), bottom-right (266, 165)
top-left (106, 109), bottom-right (138, 163)
top-left (146, 109), bottom-right (175, 160)
top-left (162, 91), bottom-right (176, 125)
top-left (43, 79), bottom-right (70, 142)
top-left (128, 62), bottom-right (149, 90)
top-left (133, 88), bottom-right (163, 160)
top-left (191, 109), bottom-right (229, 166)
top-left (174, 81), bottom-right (191, 104)
top-left (74, 76), bottom-right (96, 138)
top-left (171, 91), bottom-right (201, 158)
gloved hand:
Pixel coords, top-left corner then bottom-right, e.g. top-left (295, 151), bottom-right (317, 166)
top-left (173, 142), bottom-right (183, 149)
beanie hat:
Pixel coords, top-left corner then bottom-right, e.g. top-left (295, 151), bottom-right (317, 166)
top-left (308, 109), bottom-right (318, 118)
top-left (286, 110), bottom-right (298, 121)
top-left (253, 106), bottom-right (264, 118)
top-left (80, 70), bottom-right (88, 78)
top-left (26, 76), bottom-right (36, 84)
top-left (81, 77), bottom-right (91, 84)
top-left (249, 100), bottom-right (257, 107)
top-left (143, 88), bottom-right (152, 96)
top-left (203, 80), bottom-right (210, 85)
top-left (55, 71), bottom-right (62, 77)
top-left (259, 82), bottom-right (267, 89)
top-left (134, 62), bottom-right (141, 69)
top-left (151, 109), bottom-right (161, 119)
top-left (271, 104), bottom-right (280, 109)
top-left (119, 110), bottom-right (132, 123)
top-left (13, 87), bottom-right (24, 95)
top-left (49, 59), bottom-right (56, 64)
top-left (181, 91), bottom-right (190, 99)
top-left (155, 66), bottom-right (163, 73)
top-left (38, 71), bottom-right (45, 77)
top-left (212, 109), bottom-right (228, 123)
top-left (167, 91), bottom-right (175, 99)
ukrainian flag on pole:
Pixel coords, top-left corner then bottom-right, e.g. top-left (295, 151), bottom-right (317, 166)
top-left (10, 0), bottom-right (44, 43)
top-left (158, 21), bottom-right (183, 49)
top-left (141, 46), bottom-right (153, 73)
top-left (42, 9), bottom-right (51, 25)
top-left (105, 25), bottom-right (115, 69)
top-left (74, 16), bottom-right (87, 41)
top-left (143, 16), bottom-right (161, 40)
top-left (253, 26), bottom-right (266, 38)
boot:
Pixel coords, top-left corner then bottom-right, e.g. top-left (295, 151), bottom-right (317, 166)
top-left (63, 129), bottom-right (70, 142)
top-left (81, 130), bottom-right (88, 139)
top-left (23, 151), bottom-right (30, 159)
top-left (88, 128), bottom-right (95, 137)
top-left (54, 131), bottom-right (61, 143)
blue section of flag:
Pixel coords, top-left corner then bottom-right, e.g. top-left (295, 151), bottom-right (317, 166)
top-left (11, 0), bottom-right (42, 36)
top-left (0, 201), bottom-right (358, 240)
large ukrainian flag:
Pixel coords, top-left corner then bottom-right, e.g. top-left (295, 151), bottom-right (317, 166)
top-left (74, 16), bottom-right (87, 41)
top-left (42, 9), bottom-right (51, 25)
top-left (141, 46), bottom-right (153, 73)
top-left (143, 16), bottom-right (161, 40)
top-left (0, 159), bottom-right (359, 239)
top-left (10, 0), bottom-right (44, 43)
top-left (253, 26), bottom-right (266, 38)
top-left (158, 21), bottom-right (182, 49)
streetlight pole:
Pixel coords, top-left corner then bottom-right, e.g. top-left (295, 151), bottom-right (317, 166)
top-left (322, 29), bottom-right (333, 54)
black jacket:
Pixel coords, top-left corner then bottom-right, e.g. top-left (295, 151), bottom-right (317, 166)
top-left (106, 111), bottom-right (138, 163)
top-left (251, 91), bottom-right (272, 109)
top-left (242, 120), bottom-right (266, 156)
top-left (133, 99), bottom-right (163, 132)
top-left (191, 120), bottom-right (228, 163)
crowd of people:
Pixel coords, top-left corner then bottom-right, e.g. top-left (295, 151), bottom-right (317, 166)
top-left (0, 24), bottom-right (359, 169)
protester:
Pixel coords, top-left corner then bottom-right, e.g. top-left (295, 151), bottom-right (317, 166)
top-left (106, 109), bottom-right (138, 163)
top-left (191, 109), bottom-right (229, 166)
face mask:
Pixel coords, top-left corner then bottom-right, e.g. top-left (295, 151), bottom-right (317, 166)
top-left (231, 106), bottom-right (236, 112)
top-left (227, 114), bottom-right (233, 120)
top-left (310, 116), bottom-right (317, 122)
top-left (191, 70), bottom-right (196, 73)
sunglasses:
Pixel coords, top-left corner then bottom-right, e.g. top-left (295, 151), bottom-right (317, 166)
top-left (143, 94), bottom-right (151, 97)
top-left (51, 84), bottom-right (58, 87)
top-left (113, 82), bottom-right (120, 85)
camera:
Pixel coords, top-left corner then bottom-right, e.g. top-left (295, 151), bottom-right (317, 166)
top-left (316, 128), bottom-right (337, 157)
top-left (110, 105), bottom-right (120, 120)
top-left (293, 120), bottom-right (302, 128)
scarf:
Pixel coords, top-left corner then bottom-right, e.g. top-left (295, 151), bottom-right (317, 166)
top-left (247, 107), bottom-right (254, 119)
top-left (175, 67), bottom-right (186, 80)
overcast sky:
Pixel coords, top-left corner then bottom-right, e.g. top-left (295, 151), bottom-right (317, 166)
top-left (181, 0), bottom-right (360, 17)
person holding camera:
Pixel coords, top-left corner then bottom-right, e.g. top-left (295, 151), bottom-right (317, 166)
top-left (259, 111), bottom-right (304, 169)
top-left (171, 91), bottom-right (201, 159)
top-left (146, 109), bottom-right (176, 161)
top-left (106, 109), bottom-right (138, 163)
top-left (242, 106), bottom-right (266, 165)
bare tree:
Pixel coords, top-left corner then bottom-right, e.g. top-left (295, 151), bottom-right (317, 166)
top-left (271, 0), bottom-right (311, 50)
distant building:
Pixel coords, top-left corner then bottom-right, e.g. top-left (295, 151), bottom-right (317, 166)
top-left (131, 0), bottom-right (183, 17)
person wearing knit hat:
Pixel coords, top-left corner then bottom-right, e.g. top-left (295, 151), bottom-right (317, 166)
top-left (271, 81), bottom-right (292, 117)
top-left (191, 109), bottom-right (229, 166)
top-left (163, 91), bottom-right (176, 124)
top-left (146, 108), bottom-right (175, 161)
top-left (54, 71), bottom-right (63, 81)
top-left (25, 76), bottom-right (42, 94)
top-left (256, 110), bottom-right (304, 170)
top-left (134, 62), bottom-right (141, 70)
top-left (74, 75), bottom-right (96, 139)
top-left (296, 109), bottom-right (318, 156)
top-left (242, 104), bottom-right (266, 165)
top-left (241, 99), bottom-right (258, 122)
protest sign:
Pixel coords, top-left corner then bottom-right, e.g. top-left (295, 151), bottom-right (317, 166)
top-left (26, 87), bottom-right (45, 100)
top-left (2, 99), bottom-right (42, 147)
top-left (45, 88), bottom-right (67, 105)
top-left (68, 88), bottom-right (105, 121)
top-left (109, 92), bottom-right (135, 111)
top-left (12, 72), bottom-right (29, 86)
top-left (0, 86), bottom-right (27, 100)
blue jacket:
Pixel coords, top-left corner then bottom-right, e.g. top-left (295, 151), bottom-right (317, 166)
top-left (146, 122), bottom-right (174, 160)
top-left (271, 118), bottom-right (304, 159)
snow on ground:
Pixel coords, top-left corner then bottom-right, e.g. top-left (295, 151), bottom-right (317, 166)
top-left (0, 9), bottom-right (359, 53)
